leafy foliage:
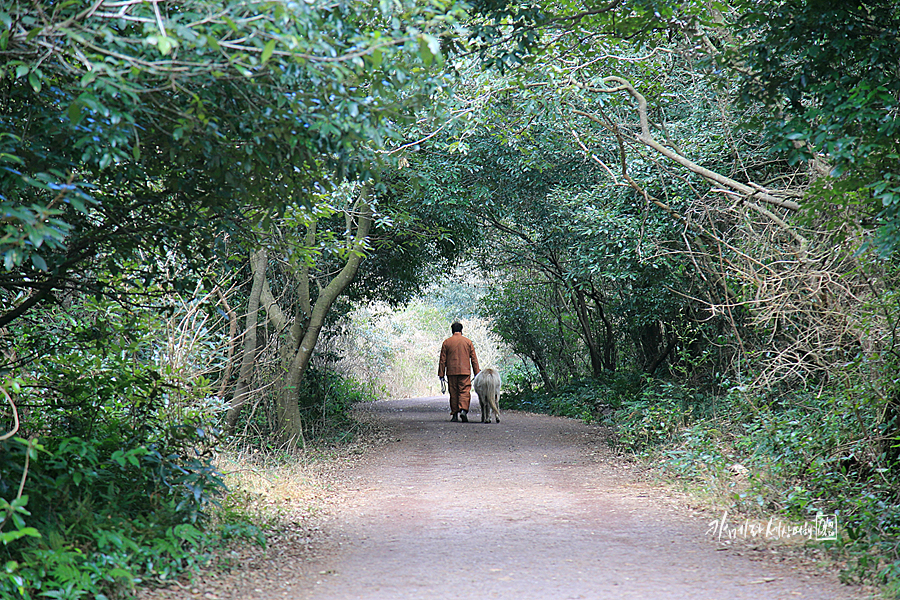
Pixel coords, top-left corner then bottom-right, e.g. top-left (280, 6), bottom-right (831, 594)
top-left (294, 365), bottom-right (379, 445)
top-left (0, 0), bottom-right (467, 329)
top-left (405, 50), bottom-right (737, 385)
top-left (725, 0), bottom-right (900, 254)
top-left (0, 293), bottom-right (233, 598)
top-left (611, 370), bottom-right (900, 589)
top-left (500, 374), bottom-right (642, 420)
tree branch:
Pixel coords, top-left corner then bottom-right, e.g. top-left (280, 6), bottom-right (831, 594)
top-left (574, 76), bottom-right (803, 213)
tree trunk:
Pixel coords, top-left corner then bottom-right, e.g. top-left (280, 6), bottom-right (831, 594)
top-left (271, 187), bottom-right (374, 449)
top-left (531, 352), bottom-right (554, 391)
top-left (224, 248), bottom-right (267, 434)
top-left (645, 334), bottom-right (677, 376)
top-left (590, 291), bottom-right (616, 373)
top-left (573, 287), bottom-right (604, 377)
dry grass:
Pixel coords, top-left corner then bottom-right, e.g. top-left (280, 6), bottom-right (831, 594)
top-left (217, 452), bottom-right (327, 513)
top-left (216, 405), bottom-right (387, 517)
top-left (135, 451), bottom-right (342, 600)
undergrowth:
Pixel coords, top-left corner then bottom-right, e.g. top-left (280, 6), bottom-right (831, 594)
top-left (0, 365), bottom-right (370, 600)
top-left (0, 295), bottom-right (371, 599)
top-left (229, 363), bottom-right (378, 451)
top-left (0, 416), bottom-right (265, 600)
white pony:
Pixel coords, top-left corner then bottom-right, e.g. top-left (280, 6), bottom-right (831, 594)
top-left (473, 368), bottom-right (501, 424)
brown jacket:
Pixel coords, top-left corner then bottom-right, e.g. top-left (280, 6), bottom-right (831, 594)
top-left (438, 333), bottom-right (480, 377)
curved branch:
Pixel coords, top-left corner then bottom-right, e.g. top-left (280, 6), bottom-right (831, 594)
top-left (1, 388), bottom-right (20, 442)
top-left (580, 77), bottom-right (802, 213)
top-left (570, 92), bottom-right (808, 260)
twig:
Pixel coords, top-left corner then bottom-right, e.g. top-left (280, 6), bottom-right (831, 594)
top-left (17, 438), bottom-right (34, 499)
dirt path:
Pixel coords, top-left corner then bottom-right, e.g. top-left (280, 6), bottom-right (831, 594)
top-left (221, 396), bottom-right (867, 600)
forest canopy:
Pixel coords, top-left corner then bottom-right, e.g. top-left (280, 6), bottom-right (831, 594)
top-left (2, 0), bottom-right (900, 597)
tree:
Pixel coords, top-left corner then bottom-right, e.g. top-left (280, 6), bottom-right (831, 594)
top-left (255, 187), bottom-right (374, 447)
top-left (722, 0), bottom-right (900, 255)
top-left (222, 169), bottom-right (475, 446)
top-left (394, 50), bottom-right (731, 384)
top-left (481, 269), bottom-right (583, 390)
top-left (0, 0), bottom-right (465, 330)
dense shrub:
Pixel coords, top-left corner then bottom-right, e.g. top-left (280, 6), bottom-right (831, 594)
top-left (0, 298), bottom-right (235, 599)
top-left (0, 412), bottom-right (229, 599)
top-left (500, 373), bottom-right (643, 421)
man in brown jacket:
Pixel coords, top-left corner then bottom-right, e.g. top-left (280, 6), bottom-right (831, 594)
top-left (438, 321), bottom-right (480, 422)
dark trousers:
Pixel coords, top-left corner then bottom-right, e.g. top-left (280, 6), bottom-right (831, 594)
top-left (447, 374), bottom-right (472, 414)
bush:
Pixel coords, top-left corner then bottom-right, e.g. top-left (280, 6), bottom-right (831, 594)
top-left (0, 406), bottom-right (228, 598)
top-left (0, 296), bottom-right (239, 599)
top-left (610, 379), bottom-right (720, 452)
top-left (500, 372), bottom-right (644, 422)
top-left (296, 365), bottom-right (378, 444)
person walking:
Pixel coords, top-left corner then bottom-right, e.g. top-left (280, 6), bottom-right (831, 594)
top-left (438, 321), bottom-right (480, 422)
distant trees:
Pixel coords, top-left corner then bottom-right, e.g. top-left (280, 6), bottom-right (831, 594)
top-left (397, 41), bottom-right (737, 384)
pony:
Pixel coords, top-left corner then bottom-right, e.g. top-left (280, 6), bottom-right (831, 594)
top-left (473, 368), bottom-right (501, 423)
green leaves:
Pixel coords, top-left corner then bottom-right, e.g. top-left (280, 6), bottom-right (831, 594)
top-left (0, 496), bottom-right (42, 546)
top-left (110, 447), bottom-right (147, 468)
top-left (0, 299), bottom-right (230, 595)
top-left (726, 1), bottom-right (900, 255)
top-left (27, 71), bottom-right (40, 92)
top-left (261, 39), bottom-right (276, 64)
top-left (146, 34), bottom-right (178, 56)
top-left (418, 33), bottom-right (442, 66)
top-left (0, 0), bottom-right (472, 331)
top-left (1, 202), bottom-right (73, 271)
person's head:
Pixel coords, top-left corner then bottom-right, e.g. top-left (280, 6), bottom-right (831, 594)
top-left (451, 321), bottom-right (463, 334)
